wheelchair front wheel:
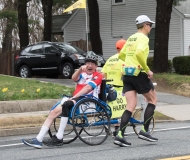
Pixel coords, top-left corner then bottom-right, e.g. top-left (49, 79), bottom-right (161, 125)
top-left (132, 108), bottom-right (155, 135)
top-left (72, 98), bottom-right (110, 146)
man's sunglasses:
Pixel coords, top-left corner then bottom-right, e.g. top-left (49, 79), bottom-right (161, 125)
top-left (146, 23), bottom-right (153, 28)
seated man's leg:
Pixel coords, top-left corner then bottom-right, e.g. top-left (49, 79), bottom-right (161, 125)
top-left (43, 100), bottom-right (76, 146)
top-left (22, 104), bottom-right (62, 149)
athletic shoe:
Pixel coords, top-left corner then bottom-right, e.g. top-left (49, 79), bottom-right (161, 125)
top-left (43, 135), bottom-right (63, 146)
top-left (22, 138), bottom-right (42, 149)
top-left (112, 130), bottom-right (128, 138)
top-left (114, 135), bottom-right (131, 147)
top-left (138, 130), bottom-right (158, 142)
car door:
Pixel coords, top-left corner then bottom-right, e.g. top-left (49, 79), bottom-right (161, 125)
top-left (42, 44), bottom-right (61, 72)
top-left (27, 44), bottom-right (44, 73)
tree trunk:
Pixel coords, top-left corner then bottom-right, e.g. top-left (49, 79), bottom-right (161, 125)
top-left (87, 0), bottom-right (103, 55)
top-left (153, 0), bottom-right (174, 72)
top-left (41, 0), bottom-right (53, 41)
top-left (1, 0), bottom-right (17, 75)
top-left (18, 0), bottom-right (29, 49)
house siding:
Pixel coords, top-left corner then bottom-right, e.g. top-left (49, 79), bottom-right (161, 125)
top-left (64, 10), bottom-right (89, 43)
top-left (98, 0), bottom-right (157, 60)
top-left (168, 10), bottom-right (182, 59)
top-left (62, 0), bottom-right (185, 61)
top-left (184, 19), bottom-right (190, 56)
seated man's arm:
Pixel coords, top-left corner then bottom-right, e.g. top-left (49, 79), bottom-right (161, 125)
top-left (72, 84), bottom-right (93, 98)
top-left (72, 65), bottom-right (86, 81)
top-left (72, 73), bottom-right (103, 99)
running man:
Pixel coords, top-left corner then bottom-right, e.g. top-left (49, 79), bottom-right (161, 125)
top-left (114, 15), bottom-right (158, 147)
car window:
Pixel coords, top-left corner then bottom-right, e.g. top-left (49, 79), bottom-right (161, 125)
top-left (30, 45), bottom-right (43, 54)
top-left (44, 44), bottom-right (60, 54)
top-left (25, 46), bottom-right (32, 52)
top-left (54, 43), bottom-right (85, 54)
top-left (20, 46), bottom-right (32, 55)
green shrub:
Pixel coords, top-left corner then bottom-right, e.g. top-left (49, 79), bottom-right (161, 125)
top-left (147, 57), bottom-right (172, 72)
top-left (173, 56), bottom-right (190, 75)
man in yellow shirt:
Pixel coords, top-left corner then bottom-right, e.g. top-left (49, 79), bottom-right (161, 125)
top-left (101, 39), bottom-right (126, 137)
top-left (114, 15), bottom-right (158, 147)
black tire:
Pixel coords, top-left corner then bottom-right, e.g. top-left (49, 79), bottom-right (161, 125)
top-left (72, 98), bottom-right (110, 146)
top-left (48, 117), bottom-right (82, 144)
top-left (132, 108), bottom-right (155, 135)
top-left (19, 65), bottom-right (32, 78)
top-left (61, 62), bottom-right (74, 79)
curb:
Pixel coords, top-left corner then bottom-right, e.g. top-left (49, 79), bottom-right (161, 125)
top-left (0, 126), bottom-right (41, 137)
top-left (0, 99), bottom-right (60, 114)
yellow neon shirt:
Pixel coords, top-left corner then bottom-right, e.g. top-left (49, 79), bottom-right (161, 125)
top-left (119, 32), bottom-right (150, 72)
top-left (101, 54), bottom-right (124, 86)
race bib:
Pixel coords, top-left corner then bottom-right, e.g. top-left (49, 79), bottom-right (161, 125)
top-left (108, 88), bottom-right (127, 118)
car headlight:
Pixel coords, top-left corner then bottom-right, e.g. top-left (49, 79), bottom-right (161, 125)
top-left (74, 54), bottom-right (85, 60)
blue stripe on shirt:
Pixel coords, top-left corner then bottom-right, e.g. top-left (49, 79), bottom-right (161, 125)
top-left (88, 81), bottom-right (96, 89)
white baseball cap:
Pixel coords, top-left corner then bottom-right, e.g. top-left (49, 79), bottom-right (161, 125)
top-left (135, 15), bottom-right (155, 24)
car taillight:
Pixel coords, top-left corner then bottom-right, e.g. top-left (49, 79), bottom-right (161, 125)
top-left (15, 55), bottom-right (19, 60)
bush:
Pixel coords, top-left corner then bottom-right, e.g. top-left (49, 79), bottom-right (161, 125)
top-left (147, 57), bottom-right (172, 72)
top-left (173, 56), bottom-right (190, 75)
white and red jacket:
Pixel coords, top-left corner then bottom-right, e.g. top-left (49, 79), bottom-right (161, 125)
top-left (73, 71), bottom-right (103, 98)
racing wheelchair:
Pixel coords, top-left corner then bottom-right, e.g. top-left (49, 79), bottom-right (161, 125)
top-left (47, 79), bottom-right (155, 146)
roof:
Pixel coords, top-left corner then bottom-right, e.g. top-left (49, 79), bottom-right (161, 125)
top-left (52, 14), bottom-right (73, 33)
top-left (174, 0), bottom-right (190, 17)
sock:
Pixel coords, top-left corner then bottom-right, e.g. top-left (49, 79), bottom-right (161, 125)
top-left (56, 117), bottom-right (68, 140)
top-left (36, 126), bottom-right (49, 142)
top-left (119, 110), bottom-right (132, 137)
top-left (143, 103), bottom-right (155, 132)
top-left (114, 126), bottom-right (119, 131)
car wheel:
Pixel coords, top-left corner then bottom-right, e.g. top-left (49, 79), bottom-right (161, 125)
top-left (19, 65), bottom-right (32, 78)
top-left (61, 62), bottom-right (74, 79)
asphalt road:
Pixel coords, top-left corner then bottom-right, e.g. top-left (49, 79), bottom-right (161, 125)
top-left (0, 121), bottom-right (190, 160)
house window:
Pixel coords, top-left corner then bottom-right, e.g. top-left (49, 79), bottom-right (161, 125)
top-left (148, 28), bottom-right (155, 50)
top-left (112, 0), bottom-right (126, 5)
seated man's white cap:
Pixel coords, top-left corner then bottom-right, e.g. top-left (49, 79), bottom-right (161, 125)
top-left (135, 15), bottom-right (155, 24)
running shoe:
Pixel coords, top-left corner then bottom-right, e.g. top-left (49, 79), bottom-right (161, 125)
top-left (114, 135), bottom-right (131, 147)
top-left (138, 130), bottom-right (158, 142)
top-left (43, 135), bottom-right (63, 146)
top-left (22, 138), bottom-right (42, 149)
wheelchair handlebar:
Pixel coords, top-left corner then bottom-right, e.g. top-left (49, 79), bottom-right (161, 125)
top-left (102, 79), bottom-right (113, 82)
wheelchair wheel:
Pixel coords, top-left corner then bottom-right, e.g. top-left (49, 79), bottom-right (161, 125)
top-left (72, 98), bottom-right (110, 146)
top-left (132, 108), bottom-right (155, 135)
top-left (48, 117), bottom-right (82, 144)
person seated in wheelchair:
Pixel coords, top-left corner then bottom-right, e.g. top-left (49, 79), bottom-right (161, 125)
top-left (22, 51), bottom-right (103, 149)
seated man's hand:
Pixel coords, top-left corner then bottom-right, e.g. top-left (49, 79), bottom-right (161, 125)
top-left (80, 65), bottom-right (87, 72)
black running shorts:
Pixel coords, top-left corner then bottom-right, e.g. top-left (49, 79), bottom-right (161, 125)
top-left (122, 72), bottom-right (154, 94)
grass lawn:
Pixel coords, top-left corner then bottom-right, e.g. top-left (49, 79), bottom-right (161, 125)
top-left (0, 75), bottom-right (74, 101)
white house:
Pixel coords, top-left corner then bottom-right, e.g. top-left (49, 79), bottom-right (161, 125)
top-left (61, 0), bottom-right (190, 60)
